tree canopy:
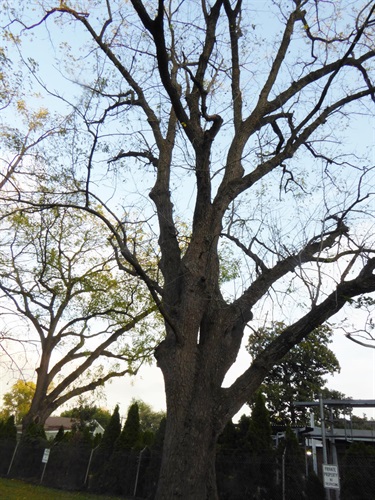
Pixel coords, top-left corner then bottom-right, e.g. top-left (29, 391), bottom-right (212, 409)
top-left (0, 380), bottom-right (36, 424)
top-left (0, 205), bottom-right (160, 429)
top-left (60, 404), bottom-right (112, 430)
top-left (1, 1), bottom-right (375, 498)
top-left (247, 323), bottom-right (341, 425)
top-left (131, 398), bottom-right (166, 433)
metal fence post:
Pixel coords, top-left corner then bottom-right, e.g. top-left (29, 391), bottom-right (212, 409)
top-left (7, 440), bottom-right (19, 476)
top-left (134, 447), bottom-right (146, 497)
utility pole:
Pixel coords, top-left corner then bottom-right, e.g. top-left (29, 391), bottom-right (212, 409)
top-left (320, 393), bottom-right (331, 500)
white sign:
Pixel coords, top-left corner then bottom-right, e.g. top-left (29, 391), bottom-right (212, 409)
top-left (323, 464), bottom-right (340, 490)
top-left (42, 448), bottom-right (51, 464)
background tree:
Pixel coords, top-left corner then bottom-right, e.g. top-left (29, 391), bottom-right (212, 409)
top-left (0, 415), bottom-right (17, 441)
top-left (2, 1), bottom-right (375, 498)
top-left (0, 380), bottom-right (36, 424)
top-left (217, 395), bottom-right (274, 498)
top-left (0, 207), bottom-right (158, 430)
top-left (246, 394), bottom-right (275, 497)
top-left (318, 387), bottom-right (350, 424)
top-left (97, 404), bottom-right (121, 452)
top-left (0, 416), bottom-right (18, 476)
top-left (279, 427), bottom-right (307, 500)
top-left (129, 399), bottom-right (166, 447)
top-left (90, 404), bottom-right (122, 491)
top-left (60, 403), bottom-right (111, 432)
top-left (101, 402), bottom-right (143, 496)
top-left (247, 392), bottom-right (273, 454)
top-left (348, 414), bottom-right (375, 431)
top-left (133, 399), bottom-right (166, 433)
top-left (116, 402), bottom-right (142, 451)
top-left (247, 323), bottom-right (341, 425)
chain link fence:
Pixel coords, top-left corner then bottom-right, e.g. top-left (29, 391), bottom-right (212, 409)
top-left (1, 437), bottom-right (374, 499)
top-left (340, 443), bottom-right (375, 500)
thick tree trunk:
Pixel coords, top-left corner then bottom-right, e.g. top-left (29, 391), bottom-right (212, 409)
top-left (155, 401), bottom-right (220, 500)
top-left (22, 403), bottom-right (52, 433)
top-left (22, 356), bottom-right (53, 432)
top-left (153, 314), bottom-right (236, 500)
top-left (151, 214), bottom-right (251, 498)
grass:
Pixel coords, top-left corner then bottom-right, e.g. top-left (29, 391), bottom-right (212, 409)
top-left (0, 478), bottom-right (127, 500)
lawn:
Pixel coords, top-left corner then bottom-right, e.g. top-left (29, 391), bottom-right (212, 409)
top-left (0, 478), bottom-right (128, 500)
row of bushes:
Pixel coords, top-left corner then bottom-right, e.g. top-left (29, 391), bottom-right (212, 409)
top-left (2, 436), bottom-right (374, 499)
top-left (1, 436), bottom-right (375, 498)
top-left (1, 405), bottom-right (375, 499)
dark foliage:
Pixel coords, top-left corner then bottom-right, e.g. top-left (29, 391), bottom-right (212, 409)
top-left (116, 402), bottom-right (142, 451)
top-left (44, 438), bottom-right (92, 491)
top-left (53, 426), bottom-right (65, 444)
top-left (341, 443), bottom-right (375, 500)
top-left (2, 403), bottom-right (357, 500)
top-left (61, 404), bottom-right (111, 431)
top-left (217, 395), bottom-right (277, 499)
top-left (278, 427), bottom-right (306, 500)
top-left (0, 415), bottom-right (17, 441)
top-left (9, 438), bottom-right (46, 480)
top-left (0, 417), bottom-right (17, 475)
top-left (89, 404), bottom-right (121, 491)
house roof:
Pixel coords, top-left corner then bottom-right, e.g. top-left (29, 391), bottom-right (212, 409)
top-left (45, 416), bottom-right (74, 430)
top-left (16, 416), bottom-right (105, 435)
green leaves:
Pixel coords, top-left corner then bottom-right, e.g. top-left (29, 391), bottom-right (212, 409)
top-left (0, 380), bottom-right (36, 424)
top-left (0, 202), bottom-right (161, 426)
top-left (247, 322), bottom-right (341, 425)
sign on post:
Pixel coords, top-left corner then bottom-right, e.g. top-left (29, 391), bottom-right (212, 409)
top-left (322, 464), bottom-right (340, 490)
top-left (42, 448), bottom-right (50, 464)
top-left (40, 448), bottom-right (51, 484)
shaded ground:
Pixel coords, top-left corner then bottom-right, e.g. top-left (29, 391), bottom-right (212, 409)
top-left (0, 478), bottom-right (133, 500)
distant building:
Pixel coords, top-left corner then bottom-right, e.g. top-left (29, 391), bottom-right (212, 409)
top-left (16, 416), bottom-right (105, 440)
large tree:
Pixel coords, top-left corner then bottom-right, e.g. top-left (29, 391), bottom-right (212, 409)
top-left (0, 207), bottom-right (158, 430)
top-left (2, 1), bottom-right (375, 498)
